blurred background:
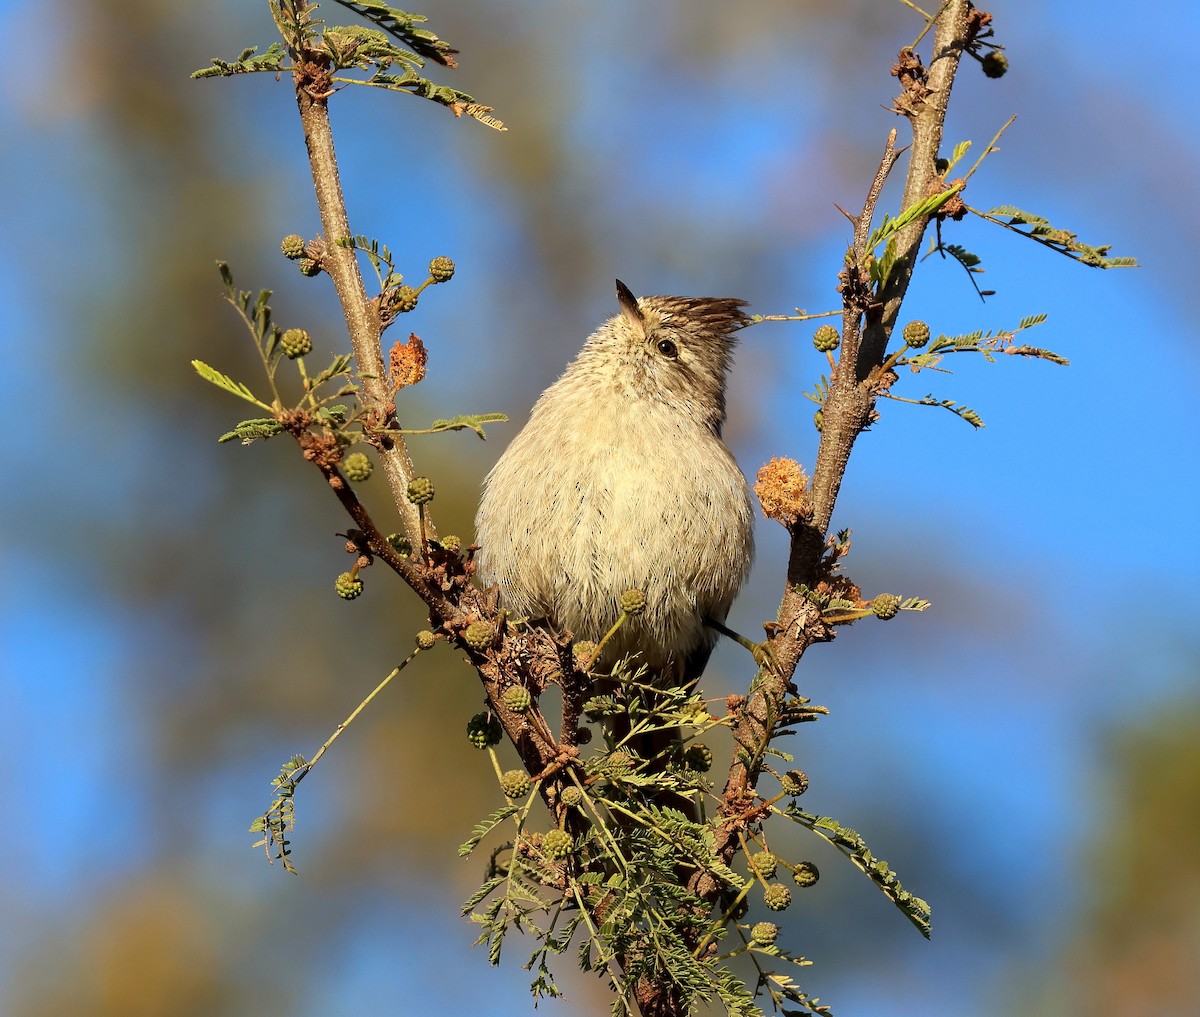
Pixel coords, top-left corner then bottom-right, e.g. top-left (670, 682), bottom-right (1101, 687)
top-left (3, 2), bottom-right (1197, 1015)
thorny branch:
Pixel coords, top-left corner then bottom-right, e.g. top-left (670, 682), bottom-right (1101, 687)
top-left (712, 0), bottom-right (974, 866)
top-left (282, 0), bottom-right (570, 797)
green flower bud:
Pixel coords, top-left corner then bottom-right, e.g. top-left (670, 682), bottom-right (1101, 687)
top-left (280, 328), bottom-right (313, 360)
top-left (415, 630), bottom-right (436, 650)
top-left (466, 711), bottom-right (502, 749)
top-left (781, 769), bottom-right (809, 797)
top-left (751, 851), bottom-right (778, 880)
top-left (606, 750), bottom-right (634, 773)
top-left (813, 323), bottom-right (840, 353)
top-left (793, 861), bottom-right (820, 887)
top-left (619, 589), bottom-right (647, 615)
top-left (501, 685), bottom-right (532, 713)
top-left (500, 769), bottom-right (531, 799)
top-left (763, 883), bottom-right (792, 912)
top-left (684, 743), bottom-right (713, 772)
top-left (334, 572), bottom-right (363, 600)
top-left (280, 234), bottom-right (307, 260)
top-left (393, 285), bottom-right (419, 312)
top-left (751, 921), bottom-right (779, 945)
top-left (813, 409), bottom-right (823, 433)
top-left (871, 593), bottom-right (901, 620)
top-left (438, 534), bottom-right (462, 553)
top-left (572, 641), bottom-right (598, 669)
top-left (387, 533), bottom-right (413, 557)
top-left (464, 621), bottom-right (495, 651)
top-left (560, 785), bottom-right (584, 808)
top-left (343, 452), bottom-right (372, 482)
top-left (298, 257), bottom-right (321, 277)
top-left (542, 828), bottom-right (573, 860)
top-left (901, 320), bottom-right (931, 349)
top-left (429, 256), bottom-right (455, 282)
top-left (406, 477), bottom-right (434, 505)
top-left (981, 51), bottom-right (1008, 78)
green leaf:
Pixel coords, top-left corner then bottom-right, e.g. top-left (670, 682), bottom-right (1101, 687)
top-left (218, 418), bottom-right (284, 445)
top-left (192, 42), bottom-right (287, 78)
top-left (330, 1), bottom-right (460, 66)
top-left (786, 805), bottom-right (932, 938)
top-left (356, 69), bottom-right (506, 129)
top-left (416, 412), bottom-right (509, 439)
top-left (946, 139), bottom-right (971, 172)
top-left (977, 205), bottom-right (1137, 269)
top-left (459, 805), bottom-right (519, 857)
top-left (915, 395), bottom-right (984, 428)
top-left (192, 360), bottom-right (270, 409)
top-left (867, 183), bottom-right (963, 253)
top-left (308, 355), bottom-right (356, 391)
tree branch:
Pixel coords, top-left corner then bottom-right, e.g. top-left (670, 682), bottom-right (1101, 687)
top-left (712, 0), bottom-right (974, 868)
top-left (291, 49), bottom-right (427, 549)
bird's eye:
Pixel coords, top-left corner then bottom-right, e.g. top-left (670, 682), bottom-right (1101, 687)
top-left (656, 338), bottom-right (678, 359)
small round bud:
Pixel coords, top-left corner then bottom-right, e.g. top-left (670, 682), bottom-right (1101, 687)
top-left (572, 641), bottom-right (598, 669)
top-left (464, 620), bottom-right (495, 651)
top-left (334, 572), bottom-right (363, 600)
top-left (387, 533), bottom-right (413, 557)
top-left (751, 851), bottom-right (778, 880)
top-left (415, 630), bottom-right (436, 650)
top-left (981, 51), bottom-right (1008, 78)
top-left (501, 685), bottom-right (532, 713)
top-left (793, 861), bottom-right (820, 888)
top-left (901, 320), bottom-right (931, 349)
top-left (280, 234), bottom-right (307, 260)
top-left (871, 593), bottom-right (901, 620)
top-left (280, 328), bottom-right (313, 359)
top-left (429, 256), bottom-right (455, 283)
top-left (619, 589), bottom-right (647, 616)
top-left (298, 257), bottom-right (321, 277)
top-left (751, 921), bottom-right (779, 945)
top-left (781, 770), bottom-right (809, 797)
top-left (560, 785), bottom-right (584, 808)
top-left (684, 743), bottom-right (713, 772)
top-left (438, 534), bottom-right (462, 553)
top-left (466, 711), bottom-right (502, 749)
top-left (343, 452), bottom-right (372, 482)
top-left (813, 323), bottom-right (840, 353)
top-left (542, 829), bottom-right (573, 860)
top-left (500, 769), bottom-right (531, 799)
top-left (406, 477), bottom-right (434, 505)
top-left (813, 410), bottom-right (823, 433)
top-left (393, 285), bottom-right (419, 312)
top-left (607, 750), bottom-right (634, 772)
top-left (763, 883), bottom-right (792, 912)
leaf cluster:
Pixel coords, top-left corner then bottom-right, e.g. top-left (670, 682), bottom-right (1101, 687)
top-left (249, 754), bottom-right (309, 874)
top-left (457, 655), bottom-right (914, 1015)
top-left (194, 263), bottom-right (506, 454)
top-left (192, 0), bottom-right (505, 130)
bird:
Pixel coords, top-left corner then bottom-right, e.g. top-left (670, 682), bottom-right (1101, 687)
top-left (474, 279), bottom-right (754, 686)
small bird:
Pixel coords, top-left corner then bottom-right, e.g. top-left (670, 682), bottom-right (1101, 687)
top-left (474, 280), bottom-right (754, 682)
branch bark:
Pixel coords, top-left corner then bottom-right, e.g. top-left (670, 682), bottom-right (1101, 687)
top-left (711, 0), bottom-right (974, 871)
top-left (292, 59), bottom-right (426, 548)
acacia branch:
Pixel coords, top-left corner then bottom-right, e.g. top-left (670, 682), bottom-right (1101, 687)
top-left (713, 0), bottom-right (974, 866)
top-left (289, 30), bottom-right (426, 549)
top-left (281, 6), bottom-right (565, 791)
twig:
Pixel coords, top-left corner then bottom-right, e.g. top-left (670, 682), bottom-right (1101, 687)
top-left (289, 11), bottom-right (426, 550)
top-left (712, 0), bottom-right (973, 869)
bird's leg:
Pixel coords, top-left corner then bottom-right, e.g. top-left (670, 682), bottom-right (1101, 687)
top-left (704, 616), bottom-right (782, 677)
